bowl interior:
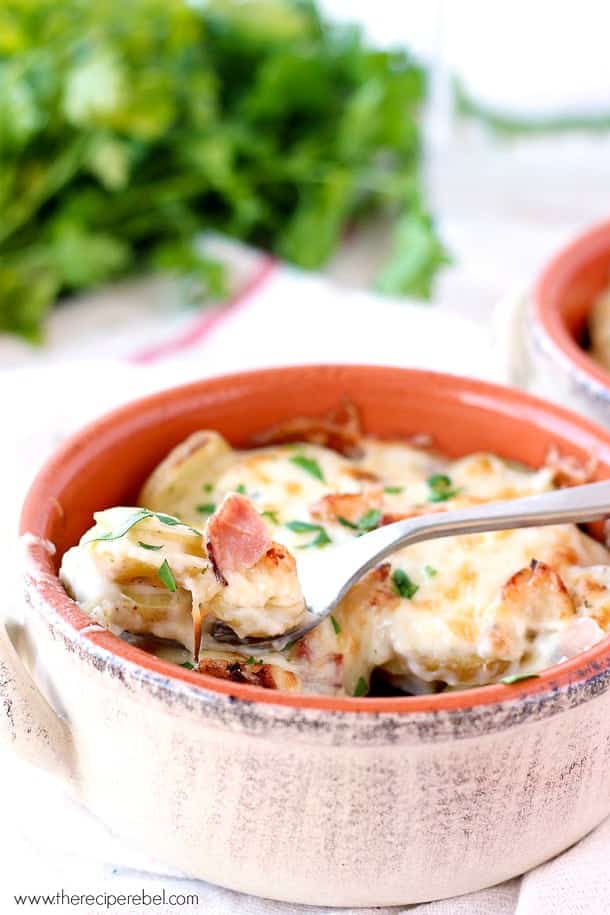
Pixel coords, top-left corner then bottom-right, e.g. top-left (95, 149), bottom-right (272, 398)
top-left (30, 364), bottom-right (610, 561)
top-left (20, 364), bottom-right (610, 711)
top-left (534, 220), bottom-right (610, 386)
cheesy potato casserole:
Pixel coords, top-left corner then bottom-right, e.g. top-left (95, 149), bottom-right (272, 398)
top-left (60, 406), bottom-right (610, 697)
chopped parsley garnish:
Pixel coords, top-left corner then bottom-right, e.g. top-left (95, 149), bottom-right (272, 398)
top-left (501, 673), bottom-right (540, 685)
top-left (285, 520), bottom-right (332, 548)
top-left (330, 614), bottom-right (341, 635)
top-left (354, 677), bottom-right (368, 697)
top-left (202, 483), bottom-right (214, 493)
top-left (235, 483), bottom-right (247, 494)
top-left (290, 454), bottom-right (325, 482)
top-left (195, 503), bottom-right (216, 515)
top-left (424, 565), bottom-right (437, 577)
top-left (246, 656), bottom-right (263, 666)
top-left (338, 508), bottom-right (382, 532)
top-left (392, 568), bottom-right (419, 599)
top-left (261, 510), bottom-right (279, 525)
top-left (137, 541), bottom-right (163, 551)
top-left (305, 528), bottom-right (332, 548)
top-left (158, 559), bottom-right (177, 592)
top-left (426, 473), bottom-right (459, 503)
top-left (384, 485), bottom-right (404, 494)
top-left (180, 661), bottom-right (195, 670)
top-left (285, 520), bottom-right (323, 533)
top-left (85, 509), bottom-right (201, 543)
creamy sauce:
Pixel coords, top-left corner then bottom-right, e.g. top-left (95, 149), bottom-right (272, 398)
top-left (59, 433), bottom-right (610, 696)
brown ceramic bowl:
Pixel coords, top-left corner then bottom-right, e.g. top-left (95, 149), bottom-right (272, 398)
top-left (530, 219), bottom-right (610, 423)
top-left (6, 365), bottom-right (610, 906)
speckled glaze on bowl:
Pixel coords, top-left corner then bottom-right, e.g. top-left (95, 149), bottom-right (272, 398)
top-left (6, 364), bottom-right (610, 907)
top-left (530, 220), bottom-right (610, 425)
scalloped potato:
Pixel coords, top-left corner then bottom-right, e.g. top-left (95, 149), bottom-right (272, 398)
top-left (60, 425), bottom-right (610, 697)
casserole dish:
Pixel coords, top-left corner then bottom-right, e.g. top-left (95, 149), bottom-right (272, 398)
top-left (530, 219), bottom-right (610, 425)
top-left (6, 364), bottom-right (610, 906)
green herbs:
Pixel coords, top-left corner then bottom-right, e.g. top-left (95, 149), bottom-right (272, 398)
top-left (290, 455), bottom-right (325, 482)
top-left (353, 677), bottom-right (368, 697)
top-left (0, 0), bottom-right (443, 342)
top-left (195, 503), bottom-right (216, 515)
top-left (246, 656), bottom-right (264, 666)
top-left (202, 483), bottom-right (214, 493)
top-left (303, 529), bottom-right (332, 549)
top-left (180, 661), bottom-right (195, 670)
top-left (285, 520), bottom-right (331, 548)
top-left (330, 614), bottom-right (341, 635)
top-left (235, 484), bottom-right (247, 495)
top-left (137, 541), bottom-right (163, 551)
top-left (500, 673), bottom-right (540, 685)
top-left (392, 568), bottom-right (419, 600)
top-left (338, 508), bottom-right (382, 532)
top-left (85, 509), bottom-right (201, 544)
top-left (285, 520), bottom-right (323, 534)
top-left (383, 485), bottom-right (404, 495)
top-left (426, 474), bottom-right (459, 503)
top-left (261, 510), bottom-right (280, 525)
top-left (424, 565), bottom-right (437, 577)
top-left (158, 559), bottom-right (177, 592)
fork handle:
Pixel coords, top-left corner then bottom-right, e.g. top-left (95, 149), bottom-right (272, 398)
top-left (330, 480), bottom-right (610, 606)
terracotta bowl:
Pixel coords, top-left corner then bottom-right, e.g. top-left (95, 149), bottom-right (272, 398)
top-left (530, 219), bottom-right (610, 424)
top-left (7, 365), bottom-right (610, 906)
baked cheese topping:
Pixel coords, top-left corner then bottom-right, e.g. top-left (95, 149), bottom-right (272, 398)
top-left (60, 429), bottom-right (610, 697)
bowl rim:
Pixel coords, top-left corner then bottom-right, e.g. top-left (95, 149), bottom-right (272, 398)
top-left (533, 219), bottom-right (610, 393)
top-left (20, 363), bottom-right (610, 715)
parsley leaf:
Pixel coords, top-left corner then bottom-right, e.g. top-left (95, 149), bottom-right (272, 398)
top-left (353, 676), bottom-right (368, 697)
top-left (180, 661), bottom-right (195, 670)
top-left (286, 519), bottom-right (332, 548)
top-left (0, 1), bottom-right (443, 341)
top-left (338, 508), bottom-right (382, 532)
top-left (501, 673), bottom-right (540, 685)
top-left (285, 520), bottom-right (323, 533)
top-left (426, 474), bottom-right (459, 503)
top-left (235, 484), bottom-right (247, 495)
top-left (304, 528), bottom-right (332, 549)
top-left (158, 559), bottom-right (177, 592)
top-left (195, 503), bottom-right (216, 515)
top-left (356, 508), bottom-right (382, 531)
top-left (330, 614), bottom-right (341, 635)
top-left (384, 485), bottom-right (404, 494)
top-left (392, 568), bottom-right (419, 599)
top-left (86, 509), bottom-right (201, 543)
top-left (137, 541), bottom-right (163, 551)
top-left (290, 455), bottom-right (325, 482)
top-left (424, 565), bottom-right (437, 577)
top-left (202, 483), bottom-right (214, 493)
top-left (261, 510), bottom-right (279, 525)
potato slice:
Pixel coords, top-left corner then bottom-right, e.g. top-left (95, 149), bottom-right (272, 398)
top-left (139, 431), bottom-right (234, 518)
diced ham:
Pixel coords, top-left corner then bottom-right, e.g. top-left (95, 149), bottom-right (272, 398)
top-left (310, 484), bottom-right (384, 525)
top-left (252, 400), bottom-right (363, 457)
top-left (545, 445), bottom-right (597, 488)
top-left (206, 494), bottom-right (272, 582)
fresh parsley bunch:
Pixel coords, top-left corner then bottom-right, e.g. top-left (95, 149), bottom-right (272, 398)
top-left (0, 0), bottom-right (447, 340)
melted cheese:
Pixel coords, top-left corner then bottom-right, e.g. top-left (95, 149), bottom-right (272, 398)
top-left (60, 433), bottom-right (610, 696)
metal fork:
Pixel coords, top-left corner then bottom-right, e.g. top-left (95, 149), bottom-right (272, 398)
top-left (212, 480), bottom-right (610, 649)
